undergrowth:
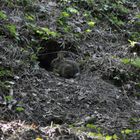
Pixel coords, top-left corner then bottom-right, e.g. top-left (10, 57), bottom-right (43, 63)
top-left (0, 0), bottom-right (140, 139)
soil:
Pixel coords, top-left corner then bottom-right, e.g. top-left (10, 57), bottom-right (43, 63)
top-left (0, 0), bottom-right (140, 140)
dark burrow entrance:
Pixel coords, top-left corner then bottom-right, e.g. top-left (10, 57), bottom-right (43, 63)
top-left (37, 40), bottom-right (78, 74)
top-left (37, 40), bottom-right (63, 71)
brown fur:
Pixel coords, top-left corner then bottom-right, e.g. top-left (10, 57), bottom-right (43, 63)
top-left (51, 52), bottom-right (80, 78)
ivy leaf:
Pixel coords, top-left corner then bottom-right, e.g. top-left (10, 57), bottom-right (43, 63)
top-left (16, 107), bottom-right (25, 112)
top-left (86, 29), bottom-right (92, 33)
top-left (121, 129), bottom-right (133, 134)
top-left (105, 135), bottom-right (112, 140)
top-left (61, 12), bottom-right (70, 17)
top-left (128, 40), bottom-right (137, 47)
top-left (88, 21), bottom-right (95, 27)
top-left (67, 7), bottom-right (79, 14)
top-left (121, 58), bottom-right (130, 64)
top-left (35, 138), bottom-right (43, 140)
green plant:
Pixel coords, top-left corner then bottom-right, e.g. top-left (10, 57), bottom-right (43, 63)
top-left (16, 0), bottom-right (32, 6)
top-left (61, 11), bottom-right (70, 18)
top-left (67, 7), bottom-right (79, 14)
top-left (121, 58), bottom-right (140, 68)
top-left (87, 21), bottom-right (96, 27)
top-left (109, 14), bottom-right (124, 26)
top-left (129, 117), bottom-right (140, 125)
top-left (35, 27), bottom-right (59, 40)
top-left (4, 95), bottom-right (13, 103)
top-left (0, 66), bottom-right (13, 77)
top-left (129, 32), bottom-right (140, 41)
top-left (5, 24), bottom-right (19, 39)
top-left (0, 11), bottom-right (7, 20)
top-left (85, 124), bottom-right (118, 140)
top-left (16, 107), bottom-right (25, 112)
top-left (25, 14), bottom-right (35, 22)
top-left (121, 128), bottom-right (140, 137)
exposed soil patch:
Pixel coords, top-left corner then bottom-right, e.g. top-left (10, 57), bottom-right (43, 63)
top-left (0, 0), bottom-right (140, 139)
